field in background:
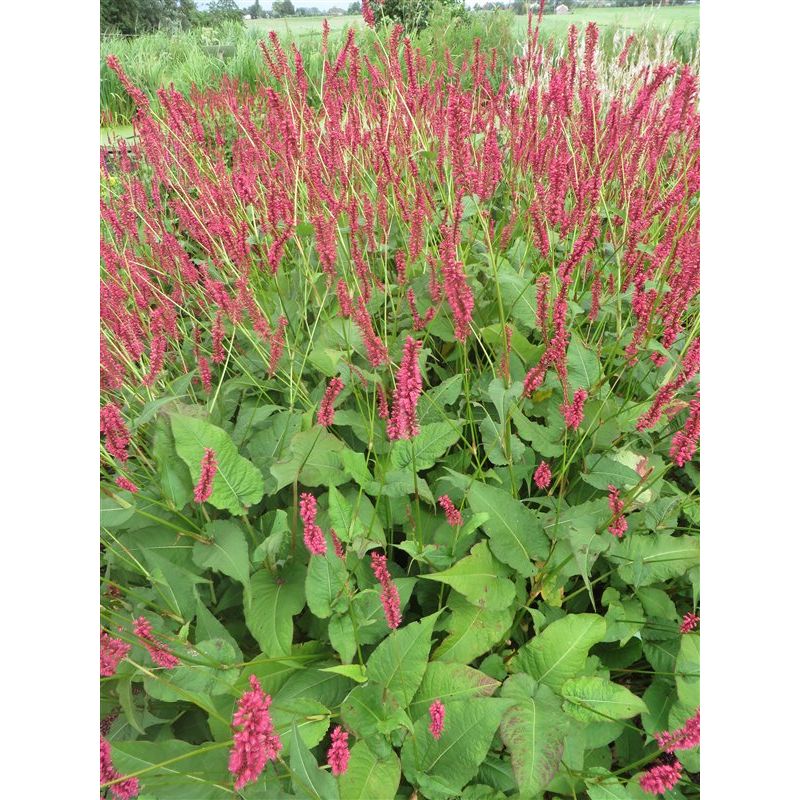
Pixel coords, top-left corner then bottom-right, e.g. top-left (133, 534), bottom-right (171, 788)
top-left (516, 5), bottom-right (699, 36)
top-left (244, 14), bottom-right (361, 38)
top-left (100, 6), bottom-right (699, 130)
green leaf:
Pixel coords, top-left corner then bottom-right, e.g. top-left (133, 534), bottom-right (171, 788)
top-left (400, 698), bottom-right (514, 800)
top-left (567, 338), bottom-right (602, 390)
top-left (195, 600), bottom-right (242, 661)
top-left (326, 484), bottom-right (364, 543)
top-left (110, 740), bottom-right (231, 800)
top-left (270, 428), bottom-right (346, 491)
top-left (271, 697), bottom-right (331, 749)
top-left (328, 613), bottom-right (357, 663)
top-left (417, 376), bottom-right (464, 424)
top-left (409, 662), bottom-right (500, 721)
top-left (420, 541), bottom-right (515, 611)
top-left (288, 721), bottom-right (340, 800)
top-left (499, 684), bottom-right (569, 797)
top-left (193, 520), bottom-right (251, 595)
top-left (338, 742), bottom-right (400, 800)
top-left (675, 634), bottom-right (700, 709)
top-left (170, 413), bottom-right (263, 514)
top-left (433, 592), bottom-right (513, 664)
top-left (340, 683), bottom-right (412, 739)
top-left (509, 613), bottom-right (606, 690)
top-left (153, 416), bottom-right (194, 509)
top-left (366, 612), bottom-right (439, 706)
top-left (611, 534), bottom-right (700, 587)
top-left (561, 676), bottom-right (648, 722)
top-left (306, 549), bottom-right (349, 619)
top-left (143, 638), bottom-right (239, 704)
top-left (581, 454), bottom-right (641, 492)
top-left (320, 664), bottom-right (367, 683)
top-left (467, 482), bottom-right (549, 575)
top-left (391, 421), bottom-right (463, 472)
top-left (244, 564), bottom-right (305, 656)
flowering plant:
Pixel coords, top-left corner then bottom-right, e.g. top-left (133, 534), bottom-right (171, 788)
top-left (100, 7), bottom-right (699, 798)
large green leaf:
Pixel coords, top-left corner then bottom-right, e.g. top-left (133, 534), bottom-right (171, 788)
top-left (287, 721), bottom-right (339, 800)
top-left (409, 661), bottom-right (500, 721)
top-left (306, 549), bottom-right (349, 619)
top-left (365, 612), bottom-right (439, 706)
top-left (610, 534), bottom-right (700, 587)
top-left (170, 413), bottom-right (263, 514)
top-left (561, 676), bottom-right (648, 722)
top-left (675, 634), bottom-right (700, 709)
top-left (110, 739), bottom-right (231, 800)
top-left (338, 742), bottom-right (401, 800)
top-left (433, 592), bottom-right (513, 664)
top-left (509, 613), bottom-right (606, 690)
top-left (391, 421), bottom-right (463, 472)
top-left (193, 520), bottom-right (251, 595)
top-left (153, 416), bottom-right (194, 509)
top-left (270, 428), bottom-right (347, 491)
top-left (340, 683), bottom-right (412, 739)
top-left (271, 697), bottom-right (331, 749)
top-left (581, 454), bottom-right (641, 492)
top-left (567, 338), bottom-right (602, 390)
top-left (499, 684), bottom-right (569, 797)
top-left (400, 698), bottom-right (514, 800)
top-left (245, 564), bottom-right (306, 656)
top-left (420, 541), bottom-right (515, 611)
top-left (467, 482), bottom-right (549, 575)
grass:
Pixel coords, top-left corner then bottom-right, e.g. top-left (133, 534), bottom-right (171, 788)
top-left (100, 6), bottom-right (699, 129)
top-left (244, 14), bottom-right (362, 38)
top-left (511, 5), bottom-right (699, 37)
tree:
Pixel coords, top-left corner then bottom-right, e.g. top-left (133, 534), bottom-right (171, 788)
top-left (374, 0), bottom-right (467, 34)
top-left (247, 0), bottom-right (271, 18)
top-left (347, 1), bottom-right (361, 13)
top-left (272, 0), bottom-right (296, 16)
top-left (207, 0), bottom-right (243, 23)
top-left (100, 0), bottom-right (180, 35)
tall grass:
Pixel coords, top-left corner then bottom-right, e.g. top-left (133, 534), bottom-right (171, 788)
top-left (100, 11), bottom-right (698, 128)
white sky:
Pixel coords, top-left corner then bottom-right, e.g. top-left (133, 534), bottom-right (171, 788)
top-left (198, 1), bottom-right (489, 9)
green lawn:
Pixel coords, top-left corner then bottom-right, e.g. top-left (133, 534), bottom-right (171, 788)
top-left (245, 15), bottom-right (362, 39)
top-left (513, 5), bottom-right (699, 37)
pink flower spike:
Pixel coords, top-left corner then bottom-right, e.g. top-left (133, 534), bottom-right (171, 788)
top-left (428, 699), bottom-right (445, 740)
top-left (317, 377), bottom-right (344, 427)
top-left (639, 753), bottom-right (683, 795)
top-left (100, 631), bottom-right (131, 677)
top-left (299, 493), bottom-right (327, 555)
top-left (370, 551), bottom-right (402, 629)
top-left (133, 616), bottom-right (179, 669)
top-left (607, 484), bottom-right (628, 539)
top-left (101, 736), bottom-right (140, 799)
top-left (327, 725), bottom-right (351, 776)
top-left (115, 475), bottom-right (138, 494)
top-left (656, 709), bottom-right (700, 752)
top-left (100, 403), bottom-right (131, 462)
top-left (228, 675), bottom-right (282, 791)
top-left (387, 336), bottom-right (423, 440)
top-left (680, 612), bottom-right (699, 634)
top-left (438, 495), bottom-right (463, 527)
top-left (193, 448), bottom-right (217, 504)
top-left (561, 388), bottom-right (588, 430)
top-left (534, 461), bottom-right (552, 490)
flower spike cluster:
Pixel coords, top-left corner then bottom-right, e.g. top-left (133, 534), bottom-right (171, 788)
top-left (326, 725), bottom-right (351, 776)
top-left (133, 616), bottom-right (179, 669)
top-left (193, 448), bottom-right (217, 503)
top-left (228, 675), bottom-right (282, 791)
top-left (299, 493), bottom-right (327, 555)
top-left (387, 337), bottom-right (423, 440)
top-left (370, 551), bottom-right (402, 629)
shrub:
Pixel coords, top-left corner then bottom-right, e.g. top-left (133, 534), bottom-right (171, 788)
top-left (100, 11), bottom-right (700, 799)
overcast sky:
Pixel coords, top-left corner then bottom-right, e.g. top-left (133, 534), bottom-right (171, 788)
top-left (198, 1), bottom-right (487, 9)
